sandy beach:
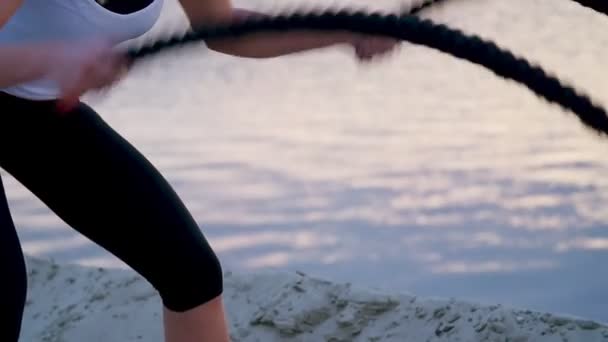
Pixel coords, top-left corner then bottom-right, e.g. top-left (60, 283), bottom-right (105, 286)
top-left (21, 256), bottom-right (608, 341)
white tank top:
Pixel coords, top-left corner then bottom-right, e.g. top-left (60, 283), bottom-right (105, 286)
top-left (0, 0), bottom-right (164, 100)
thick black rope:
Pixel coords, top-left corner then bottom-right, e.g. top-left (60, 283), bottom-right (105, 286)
top-left (408, 0), bottom-right (450, 15)
top-left (125, 11), bottom-right (608, 137)
top-left (566, 0), bottom-right (608, 16)
top-left (407, 0), bottom-right (608, 17)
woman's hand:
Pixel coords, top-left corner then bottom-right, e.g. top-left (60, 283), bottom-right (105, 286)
top-left (351, 34), bottom-right (400, 62)
top-left (44, 39), bottom-right (129, 112)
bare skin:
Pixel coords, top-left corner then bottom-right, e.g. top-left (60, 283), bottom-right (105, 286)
top-left (0, 0), bottom-right (399, 341)
top-left (163, 296), bottom-right (231, 342)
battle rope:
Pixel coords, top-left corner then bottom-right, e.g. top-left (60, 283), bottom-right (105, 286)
top-left (408, 0), bottom-right (608, 16)
top-left (557, 0), bottom-right (608, 16)
top-left (407, 0), bottom-right (450, 15)
top-left (125, 9), bottom-right (608, 137)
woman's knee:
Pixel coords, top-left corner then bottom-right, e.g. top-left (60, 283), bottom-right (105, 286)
top-left (153, 244), bottom-right (224, 313)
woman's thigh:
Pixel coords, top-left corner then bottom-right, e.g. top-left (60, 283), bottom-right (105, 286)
top-left (0, 93), bottom-right (223, 312)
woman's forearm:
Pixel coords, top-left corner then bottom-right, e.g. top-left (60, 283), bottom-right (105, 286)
top-left (206, 30), bottom-right (357, 58)
top-left (0, 43), bottom-right (54, 87)
top-left (203, 8), bottom-right (359, 58)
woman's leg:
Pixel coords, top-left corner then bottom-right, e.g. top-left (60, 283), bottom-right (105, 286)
top-left (0, 175), bottom-right (28, 342)
top-left (0, 92), bottom-right (229, 342)
top-left (163, 296), bottom-right (230, 342)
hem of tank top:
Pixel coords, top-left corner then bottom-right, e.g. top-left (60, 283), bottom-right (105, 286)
top-left (0, 88), bottom-right (59, 102)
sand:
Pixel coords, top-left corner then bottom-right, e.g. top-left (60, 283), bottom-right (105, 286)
top-left (20, 256), bottom-right (608, 342)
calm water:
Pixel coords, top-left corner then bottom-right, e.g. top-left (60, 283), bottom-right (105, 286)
top-left (5, 0), bottom-right (608, 322)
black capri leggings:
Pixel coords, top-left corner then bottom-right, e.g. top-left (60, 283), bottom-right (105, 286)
top-left (0, 91), bottom-right (223, 341)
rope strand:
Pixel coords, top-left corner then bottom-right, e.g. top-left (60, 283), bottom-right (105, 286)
top-left (125, 10), bottom-right (608, 137)
top-left (406, 0), bottom-right (608, 17)
top-left (566, 0), bottom-right (608, 16)
top-left (408, 0), bottom-right (451, 15)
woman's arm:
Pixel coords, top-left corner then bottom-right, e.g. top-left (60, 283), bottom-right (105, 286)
top-left (178, 0), bottom-right (360, 58)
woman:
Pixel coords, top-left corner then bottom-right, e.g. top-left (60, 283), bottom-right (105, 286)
top-left (0, 0), bottom-right (398, 341)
